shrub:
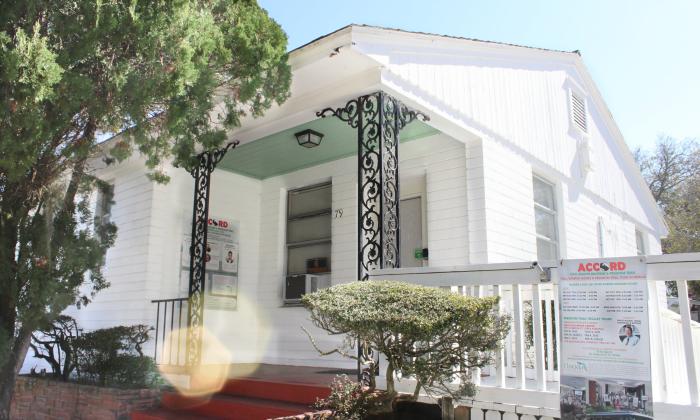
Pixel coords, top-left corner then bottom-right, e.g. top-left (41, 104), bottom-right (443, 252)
top-left (99, 354), bottom-right (161, 388)
top-left (29, 315), bottom-right (80, 381)
top-left (313, 375), bottom-right (382, 420)
top-left (73, 324), bottom-right (160, 388)
top-left (302, 281), bottom-right (510, 400)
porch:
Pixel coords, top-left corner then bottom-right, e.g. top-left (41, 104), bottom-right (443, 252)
top-left (150, 251), bottom-right (700, 418)
top-left (149, 90), bottom-right (456, 371)
top-left (141, 87), bottom-right (700, 418)
top-left (148, 254), bottom-right (700, 419)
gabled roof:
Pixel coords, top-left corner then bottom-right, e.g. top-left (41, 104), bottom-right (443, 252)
top-left (284, 24), bottom-right (666, 235)
top-left (291, 24), bottom-right (581, 57)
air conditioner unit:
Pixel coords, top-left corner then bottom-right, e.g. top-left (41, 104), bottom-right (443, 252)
top-left (283, 274), bottom-right (331, 304)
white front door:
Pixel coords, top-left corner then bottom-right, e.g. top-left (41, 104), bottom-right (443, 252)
top-left (399, 197), bottom-right (423, 268)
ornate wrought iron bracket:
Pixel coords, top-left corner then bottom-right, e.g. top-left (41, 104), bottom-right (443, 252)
top-left (317, 91), bottom-right (428, 281)
top-left (185, 140), bottom-right (239, 366)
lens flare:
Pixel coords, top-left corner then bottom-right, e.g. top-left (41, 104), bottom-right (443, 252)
top-left (157, 294), bottom-right (274, 401)
top-left (158, 327), bottom-right (231, 399)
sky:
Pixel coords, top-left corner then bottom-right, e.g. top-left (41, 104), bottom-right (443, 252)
top-left (258, 0), bottom-right (700, 151)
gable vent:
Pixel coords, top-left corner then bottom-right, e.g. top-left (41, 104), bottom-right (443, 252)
top-left (571, 91), bottom-right (587, 133)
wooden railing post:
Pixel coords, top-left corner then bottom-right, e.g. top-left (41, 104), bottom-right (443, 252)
top-left (512, 284), bottom-right (526, 389)
top-left (493, 284), bottom-right (506, 388)
top-left (532, 283), bottom-right (547, 391)
top-left (678, 279), bottom-right (700, 405)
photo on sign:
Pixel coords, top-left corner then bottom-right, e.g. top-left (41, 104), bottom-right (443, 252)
top-left (560, 376), bottom-right (653, 419)
top-left (222, 243), bottom-right (239, 273)
top-left (206, 241), bottom-right (221, 268)
top-left (618, 324), bottom-right (641, 347)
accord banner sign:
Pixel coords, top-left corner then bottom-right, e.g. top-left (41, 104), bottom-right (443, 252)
top-left (559, 256), bottom-right (654, 420)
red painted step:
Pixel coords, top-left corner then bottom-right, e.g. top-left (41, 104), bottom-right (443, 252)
top-left (131, 408), bottom-right (205, 420)
top-left (162, 392), bottom-right (310, 419)
top-left (131, 379), bottom-right (329, 420)
top-left (218, 378), bottom-right (331, 405)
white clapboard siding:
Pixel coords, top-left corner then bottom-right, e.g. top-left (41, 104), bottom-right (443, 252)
top-left (367, 33), bottom-right (662, 236)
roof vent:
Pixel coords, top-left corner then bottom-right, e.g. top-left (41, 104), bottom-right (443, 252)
top-left (570, 91), bottom-right (588, 133)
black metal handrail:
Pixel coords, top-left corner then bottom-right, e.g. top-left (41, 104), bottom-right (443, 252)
top-left (460, 405), bottom-right (560, 420)
top-left (152, 297), bottom-right (188, 366)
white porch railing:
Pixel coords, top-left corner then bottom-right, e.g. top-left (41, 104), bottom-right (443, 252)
top-left (369, 253), bottom-right (700, 417)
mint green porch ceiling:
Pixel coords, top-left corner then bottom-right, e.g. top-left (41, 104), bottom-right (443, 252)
top-left (218, 118), bottom-right (438, 179)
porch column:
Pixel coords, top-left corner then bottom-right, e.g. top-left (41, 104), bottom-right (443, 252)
top-left (318, 91), bottom-right (428, 280)
top-left (318, 92), bottom-right (428, 384)
top-left (185, 141), bottom-right (239, 366)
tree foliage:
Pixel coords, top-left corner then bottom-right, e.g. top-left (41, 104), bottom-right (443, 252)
top-left (0, 1), bottom-right (290, 416)
top-left (634, 136), bottom-right (700, 211)
top-left (635, 136), bottom-right (700, 296)
top-left (302, 281), bottom-right (510, 401)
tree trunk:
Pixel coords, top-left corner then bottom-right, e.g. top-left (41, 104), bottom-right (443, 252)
top-left (0, 330), bottom-right (31, 420)
top-left (385, 361), bottom-right (396, 395)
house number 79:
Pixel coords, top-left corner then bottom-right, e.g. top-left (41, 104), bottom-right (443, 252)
top-left (334, 209), bottom-right (343, 218)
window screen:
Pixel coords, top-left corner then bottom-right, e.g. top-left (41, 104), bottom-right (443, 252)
top-left (286, 183), bottom-right (331, 275)
top-left (533, 176), bottom-right (559, 261)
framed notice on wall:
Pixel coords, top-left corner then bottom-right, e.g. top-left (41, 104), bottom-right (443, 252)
top-left (210, 273), bottom-right (237, 297)
top-left (180, 216), bottom-right (240, 311)
top-left (559, 256), bottom-right (653, 419)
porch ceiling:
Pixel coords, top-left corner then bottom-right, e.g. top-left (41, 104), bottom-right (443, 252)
top-left (218, 117), bottom-right (438, 179)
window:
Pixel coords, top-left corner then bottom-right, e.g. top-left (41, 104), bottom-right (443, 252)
top-left (635, 229), bottom-right (646, 256)
top-left (533, 176), bottom-right (559, 261)
top-left (286, 182), bottom-right (331, 275)
top-left (95, 183), bottom-right (114, 230)
top-left (570, 90), bottom-right (588, 133)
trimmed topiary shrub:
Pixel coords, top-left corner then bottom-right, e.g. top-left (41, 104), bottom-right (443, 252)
top-left (301, 281), bottom-right (510, 401)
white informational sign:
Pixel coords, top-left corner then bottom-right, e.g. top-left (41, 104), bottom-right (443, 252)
top-left (559, 256), bottom-right (653, 419)
top-left (180, 216), bottom-right (239, 311)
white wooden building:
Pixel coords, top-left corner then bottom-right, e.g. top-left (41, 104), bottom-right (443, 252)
top-left (24, 25), bottom-right (700, 418)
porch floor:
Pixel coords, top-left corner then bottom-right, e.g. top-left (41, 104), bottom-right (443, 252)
top-left (226, 363), bottom-right (356, 386)
top-left (159, 363), bottom-right (356, 387)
